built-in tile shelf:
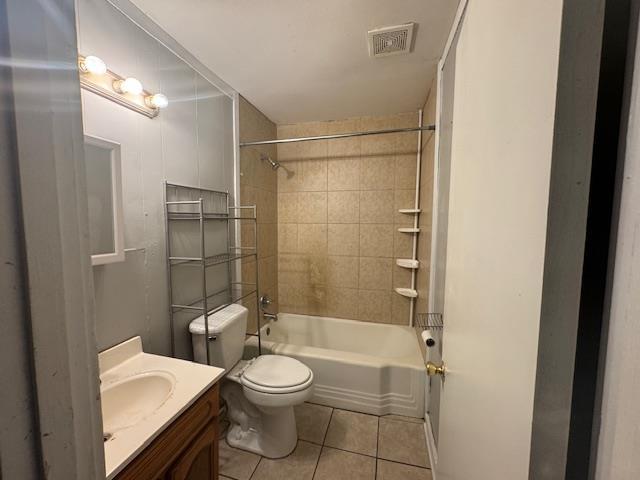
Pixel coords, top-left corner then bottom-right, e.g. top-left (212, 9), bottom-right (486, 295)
top-left (398, 208), bottom-right (421, 214)
top-left (396, 259), bottom-right (419, 269)
top-left (397, 227), bottom-right (420, 233)
top-left (395, 287), bottom-right (418, 298)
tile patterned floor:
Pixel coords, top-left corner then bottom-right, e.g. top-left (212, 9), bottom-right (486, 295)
top-left (219, 402), bottom-right (432, 480)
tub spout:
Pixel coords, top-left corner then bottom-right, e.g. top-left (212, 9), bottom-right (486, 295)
top-left (263, 312), bottom-right (278, 322)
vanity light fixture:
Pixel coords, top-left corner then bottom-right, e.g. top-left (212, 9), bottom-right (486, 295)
top-left (113, 77), bottom-right (144, 95)
top-left (145, 93), bottom-right (169, 109)
top-left (78, 54), bottom-right (168, 118)
top-left (79, 55), bottom-right (107, 75)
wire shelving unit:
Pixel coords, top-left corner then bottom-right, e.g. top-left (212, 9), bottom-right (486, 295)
top-left (164, 182), bottom-right (261, 364)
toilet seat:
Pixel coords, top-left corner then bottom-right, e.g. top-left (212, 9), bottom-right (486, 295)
top-left (241, 355), bottom-right (313, 394)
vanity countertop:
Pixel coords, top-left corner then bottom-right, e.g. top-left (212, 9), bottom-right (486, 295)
top-left (99, 336), bottom-right (224, 479)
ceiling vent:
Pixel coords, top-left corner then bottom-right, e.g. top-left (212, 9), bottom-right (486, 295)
top-left (368, 23), bottom-right (416, 58)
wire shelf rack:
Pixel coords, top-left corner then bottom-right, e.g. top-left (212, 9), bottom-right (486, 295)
top-left (415, 312), bottom-right (443, 330)
top-left (164, 182), bottom-right (261, 363)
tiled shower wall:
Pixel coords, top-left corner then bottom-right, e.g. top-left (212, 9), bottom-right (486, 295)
top-left (276, 112), bottom-right (423, 324)
top-left (238, 97), bottom-right (278, 333)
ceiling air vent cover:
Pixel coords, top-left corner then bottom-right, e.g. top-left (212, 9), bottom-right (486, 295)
top-left (368, 23), bottom-right (415, 58)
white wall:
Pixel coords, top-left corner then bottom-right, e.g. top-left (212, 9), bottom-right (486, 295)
top-left (77, 0), bottom-right (235, 355)
top-left (596, 6), bottom-right (640, 477)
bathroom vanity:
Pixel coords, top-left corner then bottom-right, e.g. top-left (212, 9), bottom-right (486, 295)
top-left (114, 383), bottom-right (219, 480)
top-left (100, 337), bottom-right (225, 480)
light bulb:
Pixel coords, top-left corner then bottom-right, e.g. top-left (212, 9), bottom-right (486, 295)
top-left (145, 93), bottom-right (169, 109)
top-left (80, 55), bottom-right (107, 75)
top-left (114, 77), bottom-right (143, 95)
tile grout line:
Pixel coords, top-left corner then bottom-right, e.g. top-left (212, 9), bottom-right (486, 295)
top-left (310, 406), bottom-right (335, 480)
top-left (375, 415), bottom-right (380, 479)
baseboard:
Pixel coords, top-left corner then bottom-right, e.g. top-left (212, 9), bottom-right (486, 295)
top-left (425, 413), bottom-right (438, 478)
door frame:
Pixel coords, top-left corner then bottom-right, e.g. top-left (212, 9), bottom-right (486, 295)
top-left (427, 0), bottom-right (608, 477)
top-left (2, 0), bottom-right (105, 478)
top-left (425, 1), bottom-right (469, 474)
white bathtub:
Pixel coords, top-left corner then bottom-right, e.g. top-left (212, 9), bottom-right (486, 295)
top-left (245, 313), bottom-right (425, 418)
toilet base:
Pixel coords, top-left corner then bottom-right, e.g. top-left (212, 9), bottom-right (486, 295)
top-left (226, 405), bottom-right (298, 458)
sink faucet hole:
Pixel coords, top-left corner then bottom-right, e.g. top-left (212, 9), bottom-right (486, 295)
top-left (103, 432), bottom-right (114, 442)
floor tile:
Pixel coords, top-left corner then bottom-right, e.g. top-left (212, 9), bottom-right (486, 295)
top-left (220, 477), bottom-right (234, 480)
top-left (295, 402), bottom-right (333, 444)
top-left (219, 440), bottom-right (261, 480)
top-left (381, 414), bottom-right (424, 425)
top-left (376, 459), bottom-right (432, 480)
top-left (377, 418), bottom-right (429, 468)
top-left (313, 447), bottom-right (376, 480)
top-left (324, 409), bottom-right (378, 456)
top-left (250, 441), bottom-right (321, 480)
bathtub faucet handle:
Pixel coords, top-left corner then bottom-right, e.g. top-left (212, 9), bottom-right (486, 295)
top-left (260, 295), bottom-right (272, 309)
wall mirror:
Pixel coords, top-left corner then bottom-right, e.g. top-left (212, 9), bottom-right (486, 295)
top-left (84, 135), bottom-right (125, 265)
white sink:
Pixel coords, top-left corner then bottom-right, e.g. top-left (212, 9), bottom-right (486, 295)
top-left (99, 337), bottom-right (225, 479)
top-left (101, 371), bottom-right (175, 434)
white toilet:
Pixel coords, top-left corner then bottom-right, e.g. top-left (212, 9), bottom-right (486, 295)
top-left (189, 304), bottom-right (314, 458)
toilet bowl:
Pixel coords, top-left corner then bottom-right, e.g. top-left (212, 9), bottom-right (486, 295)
top-left (223, 355), bottom-right (313, 458)
top-left (189, 305), bottom-right (314, 458)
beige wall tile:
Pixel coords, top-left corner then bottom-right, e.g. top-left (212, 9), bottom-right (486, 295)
top-left (328, 224), bottom-right (359, 256)
top-left (359, 190), bottom-right (394, 224)
top-left (240, 151), bottom-right (256, 187)
top-left (258, 255), bottom-right (277, 293)
top-left (360, 224), bottom-right (394, 257)
top-left (394, 189), bottom-right (416, 225)
top-left (298, 191), bottom-right (328, 223)
top-left (278, 223), bottom-right (298, 254)
top-left (359, 257), bottom-right (392, 290)
top-left (328, 191), bottom-right (359, 223)
top-left (258, 223), bottom-right (277, 258)
top-left (394, 229), bottom-right (414, 258)
top-left (277, 159), bottom-right (303, 192)
top-left (307, 255), bottom-right (327, 286)
top-left (360, 156), bottom-right (395, 190)
top-left (326, 256), bottom-right (359, 288)
top-left (326, 287), bottom-right (359, 319)
top-left (392, 294), bottom-right (411, 325)
top-left (327, 117), bottom-right (361, 156)
top-left (278, 192), bottom-right (299, 223)
top-left (302, 284), bottom-right (327, 315)
top-left (257, 188), bottom-right (277, 223)
top-left (358, 289), bottom-right (392, 322)
top-left (252, 156), bottom-right (276, 192)
top-left (275, 110), bottom-right (432, 323)
top-left (328, 158), bottom-right (360, 191)
top-left (301, 159), bottom-right (328, 191)
top-left (240, 184), bottom-right (256, 208)
top-left (395, 155), bottom-right (418, 190)
top-left (278, 254), bottom-right (308, 286)
top-left (298, 224), bottom-right (327, 255)
top-left (393, 264), bottom-right (413, 288)
top-left (238, 97), bottom-right (278, 333)
top-left (279, 283), bottom-right (305, 312)
top-left (241, 259), bottom-right (256, 286)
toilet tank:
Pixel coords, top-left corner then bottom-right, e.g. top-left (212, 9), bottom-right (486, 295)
top-left (189, 304), bottom-right (248, 370)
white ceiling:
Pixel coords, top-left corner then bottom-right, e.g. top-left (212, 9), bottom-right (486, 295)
top-left (129, 0), bottom-right (459, 124)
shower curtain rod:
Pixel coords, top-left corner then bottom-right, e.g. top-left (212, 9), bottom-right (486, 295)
top-left (239, 124), bottom-right (436, 147)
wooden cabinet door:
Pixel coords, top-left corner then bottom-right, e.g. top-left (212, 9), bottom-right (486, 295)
top-left (169, 421), bottom-right (218, 480)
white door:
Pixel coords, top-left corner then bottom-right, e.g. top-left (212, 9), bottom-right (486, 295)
top-left (432, 1), bottom-right (564, 479)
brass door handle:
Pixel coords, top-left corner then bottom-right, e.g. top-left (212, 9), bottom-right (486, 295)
top-left (426, 361), bottom-right (445, 377)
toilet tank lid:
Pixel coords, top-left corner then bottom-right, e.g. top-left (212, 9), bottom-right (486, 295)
top-left (189, 304), bottom-right (248, 335)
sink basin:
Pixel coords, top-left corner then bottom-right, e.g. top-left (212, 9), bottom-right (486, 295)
top-left (101, 371), bottom-right (175, 434)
